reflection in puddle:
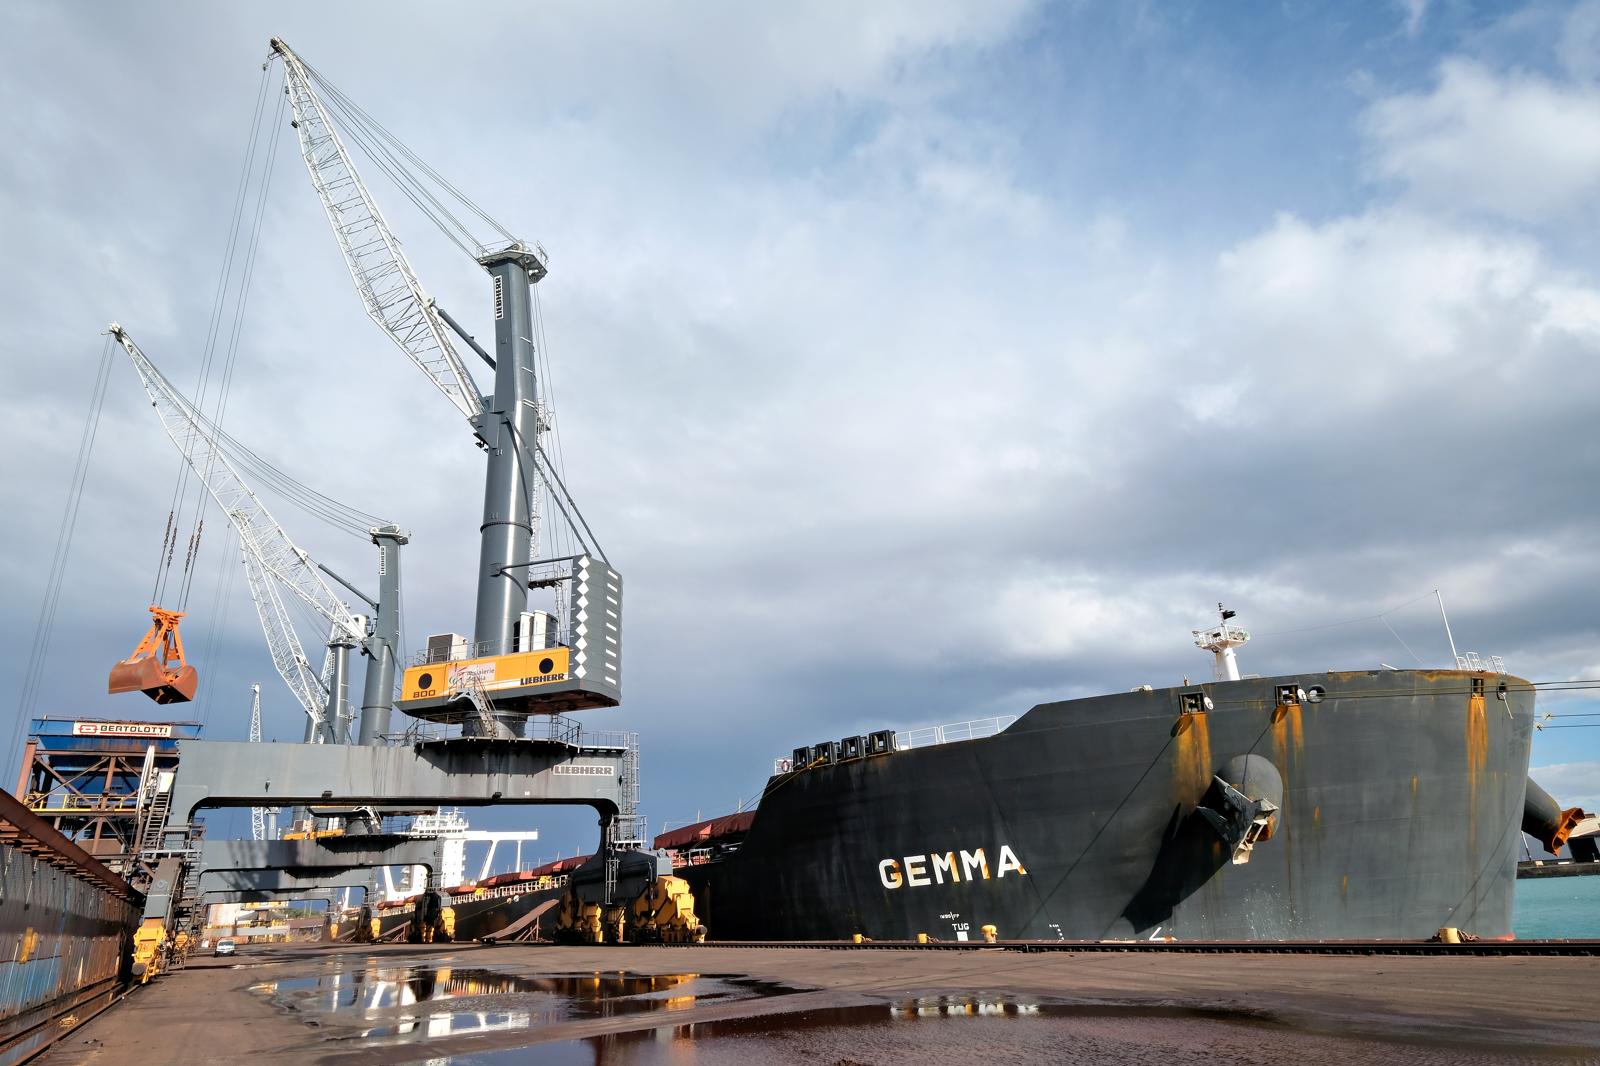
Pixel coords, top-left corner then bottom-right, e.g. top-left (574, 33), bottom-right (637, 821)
top-left (249, 962), bottom-right (797, 1046)
top-left (445, 997), bottom-right (1591, 1066)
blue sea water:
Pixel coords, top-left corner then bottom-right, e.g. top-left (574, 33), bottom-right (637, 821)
top-left (1513, 874), bottom-right (1600, 938)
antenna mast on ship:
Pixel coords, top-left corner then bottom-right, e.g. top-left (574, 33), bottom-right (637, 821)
top-left (1194, 603), bottom-right (1250, 682)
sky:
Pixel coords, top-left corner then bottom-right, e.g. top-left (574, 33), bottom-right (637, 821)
top-left (2, 0), bottom-right (1599, 863)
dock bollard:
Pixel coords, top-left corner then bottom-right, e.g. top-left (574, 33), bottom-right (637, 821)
top-left (982, 924), bottom-right (998, 943)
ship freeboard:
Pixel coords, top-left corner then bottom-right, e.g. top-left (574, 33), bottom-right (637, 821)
top-left (673, 667), bottom-right (1548, 942)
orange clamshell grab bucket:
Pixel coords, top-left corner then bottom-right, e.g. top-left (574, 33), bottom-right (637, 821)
top-left (108, 605), bottom-right (198, 704)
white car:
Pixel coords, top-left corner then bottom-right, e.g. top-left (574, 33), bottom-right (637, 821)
top-left (213, 938), bottom-right (237, 957)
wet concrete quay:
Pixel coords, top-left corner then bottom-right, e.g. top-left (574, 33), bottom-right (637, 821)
top-left (38, 942), bottom-right (1600, 1064)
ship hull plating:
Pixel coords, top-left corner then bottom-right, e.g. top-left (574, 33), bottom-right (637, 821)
top-left (683, 670), bottom-right (1535, 941)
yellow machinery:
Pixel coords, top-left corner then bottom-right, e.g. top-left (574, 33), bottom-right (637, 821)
top-left (281, 826), bottom-right (346, 841)
top-left (132, 920), bottom-right (166, 983)
top-left (394, 557), bottom-right (624, 720)
top-left (628, 876), bottom-right (704, 944)
top-left (396, 644), bottom-right (619, 718)
top-left (557, 893), bottom-right (606, 944)
top-left (556, 877), bottom-right (703, 944)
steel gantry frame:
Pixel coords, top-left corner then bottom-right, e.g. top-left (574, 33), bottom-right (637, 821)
top-left (139, 736), bottom-right (630, 923)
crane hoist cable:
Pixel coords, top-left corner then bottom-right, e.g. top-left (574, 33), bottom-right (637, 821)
top-left (294, 54), bottom-right (517, 257)
top-left (178, 80), bottom-right (288, 611)
top-left (191, 523), bottom-right (240, 727)
top-left (11, 337), bottom-right (116, 765)
top-left (113, 324), bottom-right (380, 735)
top-left (151, 64), bottom-right (276, 609)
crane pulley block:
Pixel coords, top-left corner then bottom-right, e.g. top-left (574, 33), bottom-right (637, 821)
top-left (108, 605), bottom-right (198, 704)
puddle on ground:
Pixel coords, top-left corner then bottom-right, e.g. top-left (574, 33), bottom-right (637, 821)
top-left (249, 960), bottom-right (797, 1044)
top-left (253, 969), bottom-right (1593, 1065)
top-left (433, 997), bottom-right (1600, 1066)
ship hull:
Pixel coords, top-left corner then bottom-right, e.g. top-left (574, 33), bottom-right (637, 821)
top-left (683, 670), bottom-right (1535, 941)
top-left (378, 885), bottom-right (564, 943)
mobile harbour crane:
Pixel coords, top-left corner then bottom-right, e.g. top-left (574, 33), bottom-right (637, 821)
top-left (270, 38), bottom-right (623, 742)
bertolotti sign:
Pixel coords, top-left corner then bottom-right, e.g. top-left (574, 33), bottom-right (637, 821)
top-left (72, 722), bottom-right (175, 738)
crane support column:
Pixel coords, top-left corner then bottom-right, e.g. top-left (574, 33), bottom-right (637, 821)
top-left (470, 249), bottom-right (547, 738)
top-left (358, 525), bottom-right (407, 744)
top-left (326, 634), bottom-right (355, 743)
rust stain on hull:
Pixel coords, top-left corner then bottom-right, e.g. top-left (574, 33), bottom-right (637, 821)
top-left (1466, 691), bottom-right (1489, 868)
top-left (1270, 702), bottom-right (1304, 766)
top-left (1466, 694), bottom-right (1489, 774)
top-left (1172, 712), bottom-right (1213, 801)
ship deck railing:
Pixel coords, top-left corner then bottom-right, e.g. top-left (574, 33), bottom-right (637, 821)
top-left (894, 715), bottom-right (1017, 750)
top-left (770, 715), bottom-right (1020, 775)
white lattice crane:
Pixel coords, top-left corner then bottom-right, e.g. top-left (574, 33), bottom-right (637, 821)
top-left (248, 683), bottom-right (269, 840)
top-left (270, 37), bottom-right (496, 425)
top-left (110, 324), bottom-right (368, 742)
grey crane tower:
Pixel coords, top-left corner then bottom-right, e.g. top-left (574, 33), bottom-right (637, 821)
top-left (473, 244), bottom-right (547, 661)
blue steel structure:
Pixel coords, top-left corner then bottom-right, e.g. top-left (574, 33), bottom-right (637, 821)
top-left (14, 718), bottom-right (202, 874)
top-left (0, 787), bottom-right (141, 1064)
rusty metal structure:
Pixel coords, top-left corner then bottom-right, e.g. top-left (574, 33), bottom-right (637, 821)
top-left (0, 787), bottom-right (142, 1065)
top-left (14, 717), bottom-right (201, 874)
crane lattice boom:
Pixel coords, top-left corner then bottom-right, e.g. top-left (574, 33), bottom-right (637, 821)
top-left (110, 324), bottom-right (363, 736)
top-left (248, 683), bottom-right (267, 840)
top-left (270, 38), bottom-right (486, 423)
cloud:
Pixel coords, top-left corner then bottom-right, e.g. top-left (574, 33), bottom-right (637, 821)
top-left (1529, 760), bottom-right (1600, 817)
top-left (1362, 58), bottom-right (1600, 221)
top-left (1215, 207), bottom-right (1598, 400)
top-left (1398, 0), bottom-right (1429, 38)
top-left (1558, 0), bottom-right (1600, 82)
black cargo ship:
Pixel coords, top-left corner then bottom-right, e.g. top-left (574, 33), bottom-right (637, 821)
top-left (672, 667), bottom-right (1554, 941)
top-left (373, 863), bottom-right (577, 943)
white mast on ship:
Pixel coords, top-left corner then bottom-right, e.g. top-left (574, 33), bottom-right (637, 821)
top-left (1194, 603), bottom-right (1250, 682)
